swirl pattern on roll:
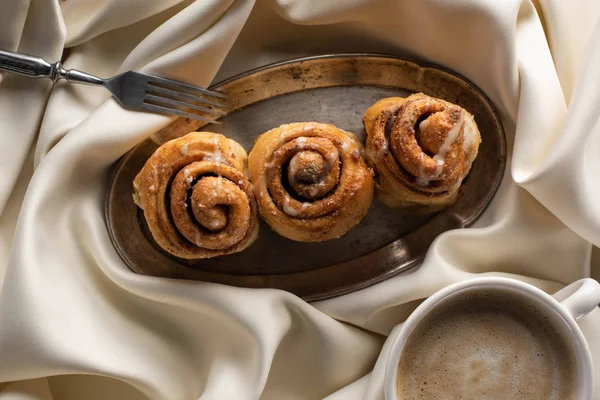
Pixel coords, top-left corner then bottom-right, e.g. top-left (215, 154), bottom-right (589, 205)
top-left (363, 93), bottom-right (481, 212)
top-left (133, 132), bottom-right (259, 259)
top-left (248, 122), bottom-right (374, 242)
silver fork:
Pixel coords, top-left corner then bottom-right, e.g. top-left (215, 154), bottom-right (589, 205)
top-left (0, 50), bottom-right (226, 124)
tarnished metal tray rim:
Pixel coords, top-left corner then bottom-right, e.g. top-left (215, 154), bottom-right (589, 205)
top-left (105, 54), bottom-right (506, 302)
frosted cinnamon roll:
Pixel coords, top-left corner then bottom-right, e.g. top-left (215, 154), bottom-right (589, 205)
top-left (133, 132), bottom-right (259, 259)
top-left (364, 93), bottom-right (481, 212)
top-left (248, 122), bottom-right (374, 242)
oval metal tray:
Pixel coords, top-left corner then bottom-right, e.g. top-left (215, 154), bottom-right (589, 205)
top-left (105, 54), bottom-right (506, 301)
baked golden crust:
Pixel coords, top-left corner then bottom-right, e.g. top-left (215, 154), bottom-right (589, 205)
top-left (133, 132), bottom-right (259, 259)
top-left (364, 93), bottom-right (481, 213)
top-left (248, 122), bottom-right (374, 242)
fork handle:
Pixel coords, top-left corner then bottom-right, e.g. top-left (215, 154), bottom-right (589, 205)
top-left (0, 50), bottom-right (104, 85)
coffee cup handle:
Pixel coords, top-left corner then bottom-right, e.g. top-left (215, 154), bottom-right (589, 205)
top-left (553, 278), bottom-right (600, 321)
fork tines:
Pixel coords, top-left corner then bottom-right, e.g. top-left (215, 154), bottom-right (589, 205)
top-left (143, 75), bottom-right (228, 124)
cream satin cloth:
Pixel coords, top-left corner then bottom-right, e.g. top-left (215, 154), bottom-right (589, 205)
top-left (1, 0), bottom-right (600, 399)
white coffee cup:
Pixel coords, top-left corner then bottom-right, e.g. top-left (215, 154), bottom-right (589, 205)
top-left (384, 277), bottom-right (600, 400)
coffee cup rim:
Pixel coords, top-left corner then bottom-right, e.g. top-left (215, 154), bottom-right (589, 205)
top-left (384, 276), bottom-right (594, 400)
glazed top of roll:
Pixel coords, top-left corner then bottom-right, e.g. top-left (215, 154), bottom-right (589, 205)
top-left (366, 93), bottom-right (480, 195)
top-left (248, 122), bottom-right (374, 242)
top-left (133, 132), bottom-right (258, 259)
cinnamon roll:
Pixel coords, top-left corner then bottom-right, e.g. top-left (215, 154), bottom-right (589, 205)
top-left (364, 93), bottom-right (481, 213)
top-left (133, 132), bottom-right (259, 259)
top-left (248, 122), bottom-right (374, 242)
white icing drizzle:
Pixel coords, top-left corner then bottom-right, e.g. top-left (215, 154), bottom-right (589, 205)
top-left (318, 149), bottom-right (339, 177)
top-left (184, 168), bottom-right (194, 186)
top-left (207, 219), bottom-right (222, 230)
top-left (149, 184), bottom-right (156, 192)
top-left (417, 153), bottom-right (429, 185)
top-left (202, 137), bottom-right (227, 164)
top-left (377, 141), bottom-right (388, 160)
top-left (279, 127), bottom-right (290, 143)
top-left (289, 157), bottom-right (301, 178)
top-left (238, 180), bottom-right (243, 186)
top-left (265, 162), bottom-right (275, 180)
top-left (303, 123), bottom-right (315, 132)
top-left (152, 165), bottom-right (159, 184)
top-left (462, 114), bottom-right (477, 151)
top-left (284, 200), bottom-right (311, 216)
top-left (215, 176), bottom-right (223, 195)
top-left (212, 137), bottom-right (223, 162)
top-left (180, 143), bottom-right (189, 156)
top-left (326, 151), bottom-right (338, 165)
top-left (414, 110), bottom-right (464, 186)
top-left (341, 141), bottom-right (350, 152)
top-left (296, 137), bottom-right (307, 149)
top-left (432, 110), bottom-right (464, 177)
top-left (282, 197), bottom-right (299, 216)
top-left (415, 178), bottom-right (430, 187)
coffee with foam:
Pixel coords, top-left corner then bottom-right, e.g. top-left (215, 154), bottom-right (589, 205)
top-left (397, 289), bottom-right (577, 399)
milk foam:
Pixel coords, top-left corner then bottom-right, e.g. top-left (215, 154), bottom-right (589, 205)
top-left (397, 290), bottom-right (577, 400)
